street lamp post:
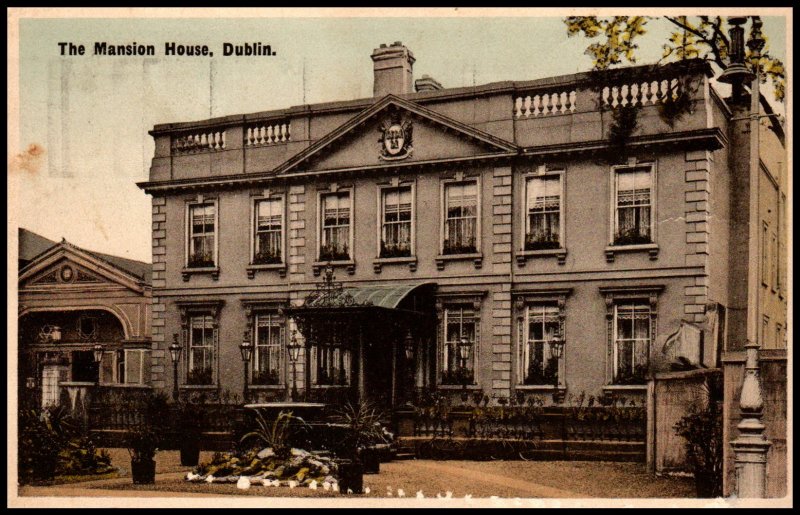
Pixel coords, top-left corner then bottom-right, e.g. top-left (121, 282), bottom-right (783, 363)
top-left (92, 343), bottom-right (104, 388)
top-left (457, 337), bottom-right (472, 404)
top-left (239, 331), bottom-right (253, 404)
top-left (404, 330), bottom-right (415, 405)
top-left (169, 333), bottom-right (182, 402)
top-left (288, 330), bottom-right (301, 402)
top-left (719, 16), bottom-right (772, 498)
top-left (550, 339), bottom-right (565, 403)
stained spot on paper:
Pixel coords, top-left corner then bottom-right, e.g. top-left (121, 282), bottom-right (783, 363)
top-left (11, 143), bottom-right (46, 175)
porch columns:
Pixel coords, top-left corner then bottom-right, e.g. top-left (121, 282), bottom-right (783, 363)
top-left (358, 326), bottom-right (365, 402)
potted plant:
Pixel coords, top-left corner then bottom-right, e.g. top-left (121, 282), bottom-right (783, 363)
top-left (125, 391), bottom-right (168, 484)
top-left (330, 402), bottom-right (387, 492)
top-left (176, 400), bottom-right (204, 466)
top-left (127, 426), bottom-right (159, 484)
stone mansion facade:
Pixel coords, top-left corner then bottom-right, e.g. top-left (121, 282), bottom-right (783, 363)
top-left (137, 43), bottom-right (787, 409)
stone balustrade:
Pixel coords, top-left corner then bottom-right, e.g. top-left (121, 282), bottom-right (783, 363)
top-left (246, 120), bottom-right (291, 146)
top-left (514, 89), bottom-right (577, 118)
top-left (171, 130), bottom-right (227, 154)
top-left (601, 77), bottom-right (683, 108)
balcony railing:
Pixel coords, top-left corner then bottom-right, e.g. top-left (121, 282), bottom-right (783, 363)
top-left (245, 120), bottom-right (291, 146)
top-left (172, 130), bottom-right (227, 154)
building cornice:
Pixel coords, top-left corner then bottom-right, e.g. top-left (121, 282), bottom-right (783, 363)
top-left (137, 128), bottom-right (726, 195)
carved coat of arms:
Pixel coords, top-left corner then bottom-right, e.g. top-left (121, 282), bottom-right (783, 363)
top-left (378, 116), bottom-right (413, 161)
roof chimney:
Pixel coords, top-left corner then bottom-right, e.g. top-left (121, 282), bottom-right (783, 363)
top-left (371, 42), bottom-right (415, 97)
top-left (415, 74), bottom-right (443, 93)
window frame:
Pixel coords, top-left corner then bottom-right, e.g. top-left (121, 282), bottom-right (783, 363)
top-left (184, 199), bottom-right (219, 269)
top-left (98, 348), bottom-right (149, 385)
top-left (251, 311), bottom-right (286, 386)
top-left (177, 301), bottom-right (222, 389)
top-left (376, 182), bottom-right (416, 259)
top-left (611, 302), bottom-right (653, 386)
top-left (600, 286), bottom-right (662, 389)
top-left (608, 163), bottom-right (657, 247)
top-left (435, 294), bottom-right (483, 387)
top-left (317, 188), bottom-right (354, 263)
top-left (521, 169), bottom-right (565, 252)
top-left (440, 176), bottom-right (481, 256)
top-left (250, 194), bottom-right (286, 266)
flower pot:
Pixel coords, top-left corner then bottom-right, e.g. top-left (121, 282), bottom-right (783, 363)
top-left (359, 448), bottom-right (380, 474)
top-left (180, 439), bottom-right (201, 467)
top-left (336, 459), bottom-right (363, 494)
top-left (131, 457), bottom-right (156, 484)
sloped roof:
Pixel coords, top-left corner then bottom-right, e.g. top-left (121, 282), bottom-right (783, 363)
top-left (18, 228), bottom-right (152, 284)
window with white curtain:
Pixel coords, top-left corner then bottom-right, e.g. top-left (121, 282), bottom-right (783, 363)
top-left (525, 175), bottom-right (562, 250)
top-left (443, 181), bottom-right (478, 254)
top-left (613, 303), bottom-right (651, 384)
top-left (188, 203), bottom-right (216, 267)
top-left (188, 315), bottom-right (215, 385)
top-left (253, 198), bottom-right (283, 265)
top-left (522, 305), bottom-right (562, 385)
top-left (320, 192), bottom-right (351, 261)
top-left (381, 186), bottom-right (412, 258)
top-left (614, 167), bottom-right (652, 245)
top-left (253, 313), bottom-right (284, 385)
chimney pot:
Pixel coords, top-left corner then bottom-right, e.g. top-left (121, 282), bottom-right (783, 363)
top-left (371, 42), bottom-right (415, 97)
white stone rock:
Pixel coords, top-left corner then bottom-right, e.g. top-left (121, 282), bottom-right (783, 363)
top-left (237, 477), bottom-right (251, 490)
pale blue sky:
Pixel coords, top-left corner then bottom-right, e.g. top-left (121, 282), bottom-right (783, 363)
top-left (12, 12), bottom-right (788, 263)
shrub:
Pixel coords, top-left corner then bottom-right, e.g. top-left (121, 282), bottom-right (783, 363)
top-left (674, 373), bottom-right (724, 498)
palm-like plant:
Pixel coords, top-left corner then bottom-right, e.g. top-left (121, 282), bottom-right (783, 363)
top-left (334, 402), bottom-right (387, 458)
top-left (239, 409), bottom-right (305, 460)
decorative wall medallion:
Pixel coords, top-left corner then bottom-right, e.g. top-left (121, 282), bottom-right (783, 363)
top-left (378, 115), bottom-right (413, 161)
top-left (60, 265), bottom-right (74, 282)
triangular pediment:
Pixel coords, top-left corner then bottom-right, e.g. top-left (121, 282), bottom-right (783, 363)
top-left (19, 243), bottom-right (146, 294)
top-left (274, 95), bottom-right (517, 177)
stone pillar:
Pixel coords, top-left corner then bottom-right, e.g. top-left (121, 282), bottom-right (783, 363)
top-left (730, 342), bottom-right (771, 497)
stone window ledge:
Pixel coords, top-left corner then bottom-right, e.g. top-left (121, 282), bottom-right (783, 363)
top-left (604, 243), bottom-right (659, 263)
top-left (437, 384), bottom-right (481, 390)
top-left (516, 248), bottom-right (567, 267)
top-left (246, 263), bottom-right (287, 279)
top-left (181, 266), bottom-right (220, 281)
top-left (373, 256), bottom-right (417, 273)
top-left (603, 384), bottom-right (648, 391)
top-left (179, 384), bottom-right (218, 390)
top-left (435, 253), bottom-right (483, 271)
top-left (249, 384), bottom-right (286, 390)
top-left (310, 384), bottom-right (351, 389)
top-left (514, 385), bottom-right (566, 391)
top-left (312, 260), bottom-right (355, 276)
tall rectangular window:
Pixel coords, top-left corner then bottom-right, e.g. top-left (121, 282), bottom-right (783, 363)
top-left (188, 315), bottom-right (214, 385)
top-left (525, 176), bottom-right (561, 250)
top-left (443, 181), bottom-right (478, 254)
top-left (254, 198), bottom-right (283, 265)
top-left (320, 192), bottom-right (351, 261)
top-left (614, 167), bottom-right (652, 245)
top-left (771, 232), bottom-right (778, 292)
top-left (613, 303), bottom-right (651, 385)
top-left (380, 187), bottom-right (412, 258)
top-left (522, 305), bottom-right (561, 385)
top-left (441, 306), bottom-right (476, 384)
top-left (253, 313), bottom-right (283, 385)
top-left (188, 203), bottom-right (216, 267)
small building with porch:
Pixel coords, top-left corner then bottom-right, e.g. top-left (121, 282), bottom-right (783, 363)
top-left (17, 228), bottom-right (153, 411)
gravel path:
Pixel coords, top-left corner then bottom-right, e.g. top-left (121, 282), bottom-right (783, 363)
top-left (18, 449), bottom-right (695, 500)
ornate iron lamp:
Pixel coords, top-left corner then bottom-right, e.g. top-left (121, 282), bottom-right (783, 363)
top-left (239, 330), bottom-right (253, 403)
top-left (550, 339), bottom-right (565, 403)
top-left (93, 343), bottom-right (104, 387)
top-left (169, 333), bottom-right (182, 402)
top-left (288, 330), bottom-right (301, 401)
top-left (404, 330), bottom-right (414, 361)
top-left (458, 337), bottom-right (473, 403)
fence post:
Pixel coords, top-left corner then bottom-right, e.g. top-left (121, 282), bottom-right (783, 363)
top-left (731, 342), bottom-right (771, 498)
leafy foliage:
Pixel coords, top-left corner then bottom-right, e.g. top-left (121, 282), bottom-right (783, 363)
top-left (333, 402), bottom-right (389, 457)
top-left (239, 409), bottom-right (303, 460)
top-left (18, 405), bottom-right (114, 484)
top-left (565, 16), bottom-right (785, 101)
top-left (125, 391), bottom-right (170, 461)
top-left (674, 373), bottom-right (724, 498)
